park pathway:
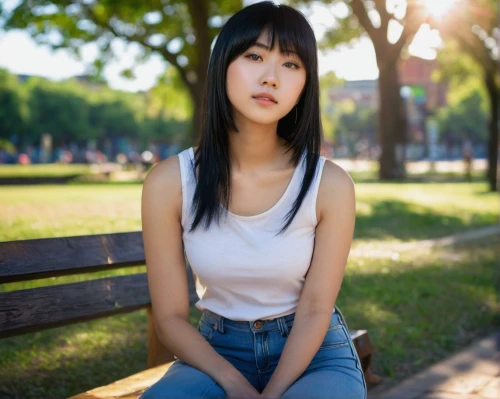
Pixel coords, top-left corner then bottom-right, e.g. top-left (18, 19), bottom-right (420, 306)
top-left (368, 333), bottom-right (499, 399)
top-left (351, 225), bottom-right (500, 259)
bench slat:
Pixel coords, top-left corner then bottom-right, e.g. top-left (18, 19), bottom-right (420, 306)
top-left (0, 274), bottom-right (151, 338)
top-left (0, 268), bottom-right (198, 339)
top-left (0, 232), bottom-right (144, 284)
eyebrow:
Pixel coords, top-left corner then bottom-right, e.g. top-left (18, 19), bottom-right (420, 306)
top-left (253, 41), bottom-right (298, 55)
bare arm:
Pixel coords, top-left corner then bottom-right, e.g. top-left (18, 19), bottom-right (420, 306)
top-left (141, 156), bottom-right (248, 391)
top-left (261, 160), bottom-right (356, 398)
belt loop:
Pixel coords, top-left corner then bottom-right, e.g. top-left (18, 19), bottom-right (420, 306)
top-left (278, 316), bottom-right (289, 337)
top-left (335, 305), bottom-right (348, 329)
top-left (218, 315), bottom-right (225, 333)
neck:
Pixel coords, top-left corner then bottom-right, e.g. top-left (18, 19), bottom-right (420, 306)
top-left (227, 125), bottom-right (291, 174)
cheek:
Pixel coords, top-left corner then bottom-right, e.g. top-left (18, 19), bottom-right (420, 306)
top-left (226, 62), bottom-right (250, 102)
top-left (292, 74), bottom-right (306, 99)
top-left (280, 74), bottom-right (306, 109)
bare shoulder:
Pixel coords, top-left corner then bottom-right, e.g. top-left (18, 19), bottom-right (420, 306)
top-left (142, 155), bottom-right (182, 219)
top-left (316, 159), bottom-right (355, 223)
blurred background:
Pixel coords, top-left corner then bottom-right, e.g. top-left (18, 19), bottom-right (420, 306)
top-left (0, 0), bottom-right (499, 398)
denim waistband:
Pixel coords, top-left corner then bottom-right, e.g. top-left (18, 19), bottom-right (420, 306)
top-left (200, 308), bottom-right (296, 336)
top-left (200, 305), bottom-right (343, 336)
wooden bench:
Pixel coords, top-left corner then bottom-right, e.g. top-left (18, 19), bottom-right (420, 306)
top-left (0, 232), bottom-right (378, 398)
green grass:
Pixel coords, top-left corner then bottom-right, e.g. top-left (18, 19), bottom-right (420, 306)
top-left (0, 184), bottom-right (142, 242)
top-left (0, 181), bottom-right (497, 243)
top-left (0, 163), bottom-right (93, 177)
top-left (353, 182), bottom-right (499, 245)
top-left (0, 180), bottom-right (498, 398)
top-left (339, 235), bottom-right (499, 385)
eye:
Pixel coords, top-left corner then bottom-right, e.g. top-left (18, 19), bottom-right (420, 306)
top-left (284, 62), bottom-right (300, 70)
top-left (246, 53), bottom-right (262, 61)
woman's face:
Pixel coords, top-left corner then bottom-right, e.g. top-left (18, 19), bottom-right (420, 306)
top-left (226, 30), bottom-right (307, 127)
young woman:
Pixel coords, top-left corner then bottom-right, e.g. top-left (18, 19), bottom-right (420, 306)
top-left (140, 2), bottom-right (365, 398)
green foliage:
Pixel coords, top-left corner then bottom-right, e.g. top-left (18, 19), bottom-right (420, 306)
top-left (147, 66), bottom-right (193, 121)
top-left (435, 83), bottom-right (489, 142)
top-left (0, 69), bottom-right (189, 148)
top-left (0, 138), bottom-right (17, 153)
top-left (0, 69), bottom-right (29, 140)
top-left (319, 71), bottom-right (344, 143)
top-left (336, 105), bottom-right (377, 150)
top-left (1, 0), bottom-right (243, 103)
top-left (25, 78), bottom-right (93, 144)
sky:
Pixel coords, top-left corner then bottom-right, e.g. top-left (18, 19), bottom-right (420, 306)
top-left (0, 0), bottom-right (443, 92)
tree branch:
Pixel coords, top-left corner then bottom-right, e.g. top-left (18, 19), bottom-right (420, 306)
top-left (373, 0), bottom-right (390, 37)
top-left (79, 2), bottom-right (191, 89)
top-left (350, 0), bottom-right (378, 44)
top-left (391, 1), bottom-right (427, 59)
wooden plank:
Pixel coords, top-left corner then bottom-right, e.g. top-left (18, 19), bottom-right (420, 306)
top-left (0, 232), bottom-right (145, 284)
top-left (0, 272), bottom-right (199, 339)
top-left (68, 361), bottom-right (175, 399)
top-left (0, 274), bottom-right (150, 338)
top-left (70, 331), bottom-right (372, 399)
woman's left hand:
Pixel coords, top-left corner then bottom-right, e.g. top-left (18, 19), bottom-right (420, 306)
top-left (260, 392), bottom-right (280, 398)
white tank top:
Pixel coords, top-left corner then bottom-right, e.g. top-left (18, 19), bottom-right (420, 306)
top-left (178, 147), bottom-right (328, 321)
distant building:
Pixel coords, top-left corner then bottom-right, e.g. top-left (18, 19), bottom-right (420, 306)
top-left (328, 57), bottom-right (447, 111)
top-left (327, 57), bottom-right (448, 159)
top-left (398, 56), bottom-right (448, 111)
top-left (329, 79), bottom-right (378, 108)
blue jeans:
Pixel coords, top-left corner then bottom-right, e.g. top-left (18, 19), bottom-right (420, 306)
top-left (140, 306), bottom-right (367, 398)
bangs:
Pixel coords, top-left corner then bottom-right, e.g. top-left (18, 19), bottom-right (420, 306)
top-left (224, 3), bottom-right (316, 70)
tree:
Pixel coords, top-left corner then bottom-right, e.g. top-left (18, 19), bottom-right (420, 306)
top-left (293, 0), bottom-right (429, 180)
top-left (319, 71), bottom-right (344, 144)
top-left (0, 69), bottom-right (28, 145)
top-left (337, 105), bottom-right (377, 154)
top-left (435, 80), bottom-right (489, 144)
top-left (25, 78), bottom-right (93, 146)
top-left (434, 0), bottom-right (499, 191)
top-left (1, 0), bottom-right (243, 147)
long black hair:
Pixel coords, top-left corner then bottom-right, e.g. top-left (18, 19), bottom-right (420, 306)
top-left (188, 1), bottom-right (323, 235)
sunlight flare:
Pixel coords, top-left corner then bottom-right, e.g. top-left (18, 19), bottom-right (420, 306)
top-left (421, 0), bottom-right (457, 18)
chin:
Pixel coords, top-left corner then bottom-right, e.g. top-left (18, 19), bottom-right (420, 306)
top-left (239, 110), bottom-right (284, 125)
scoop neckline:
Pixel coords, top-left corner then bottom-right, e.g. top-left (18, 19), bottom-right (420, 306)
top-left (189, 147), bottom-right (304, 220)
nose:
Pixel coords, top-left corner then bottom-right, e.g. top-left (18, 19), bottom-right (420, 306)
top-left (260, 65), bottom-right (279, 89)
top-left (261, 76), bottom-right (279, 88)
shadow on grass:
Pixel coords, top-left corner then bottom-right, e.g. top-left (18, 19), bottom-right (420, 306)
top-left (338, 240), bottom-right (499, 384)
top-left (0, 305), bottom-right (204, 399)
top-left (354, 199), bottom-right (495, 241)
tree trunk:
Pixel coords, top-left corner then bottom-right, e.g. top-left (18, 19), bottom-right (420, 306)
top-left (185, 86), bottom-right (204, 149)
top-left (377, 62), bottom-right (407, 180)
top-left (484, 71), bottom-right (499, 192)
top-left (183, 0), bottom-right (212, 149)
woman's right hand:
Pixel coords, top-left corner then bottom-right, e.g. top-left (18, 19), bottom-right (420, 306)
top-left (223, 374), bottom-right (262, 399)
top-left (225, 384), bottom-right (262, 399)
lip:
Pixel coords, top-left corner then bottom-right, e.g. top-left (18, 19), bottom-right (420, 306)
top-left (252, 93), bottom-right (277, 103)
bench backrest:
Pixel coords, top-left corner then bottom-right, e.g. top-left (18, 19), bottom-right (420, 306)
top-left (0, 232), bottom-right (197, 367)
top-left (1, 232), bottom-right (374, 377)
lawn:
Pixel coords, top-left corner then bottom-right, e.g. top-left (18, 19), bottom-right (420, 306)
top-left (0, 163), bottom-right (93, 178)
top-left (0, 180), bottom-right (498, 398)
top-left (0, 180), bottom-right (497, 243)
